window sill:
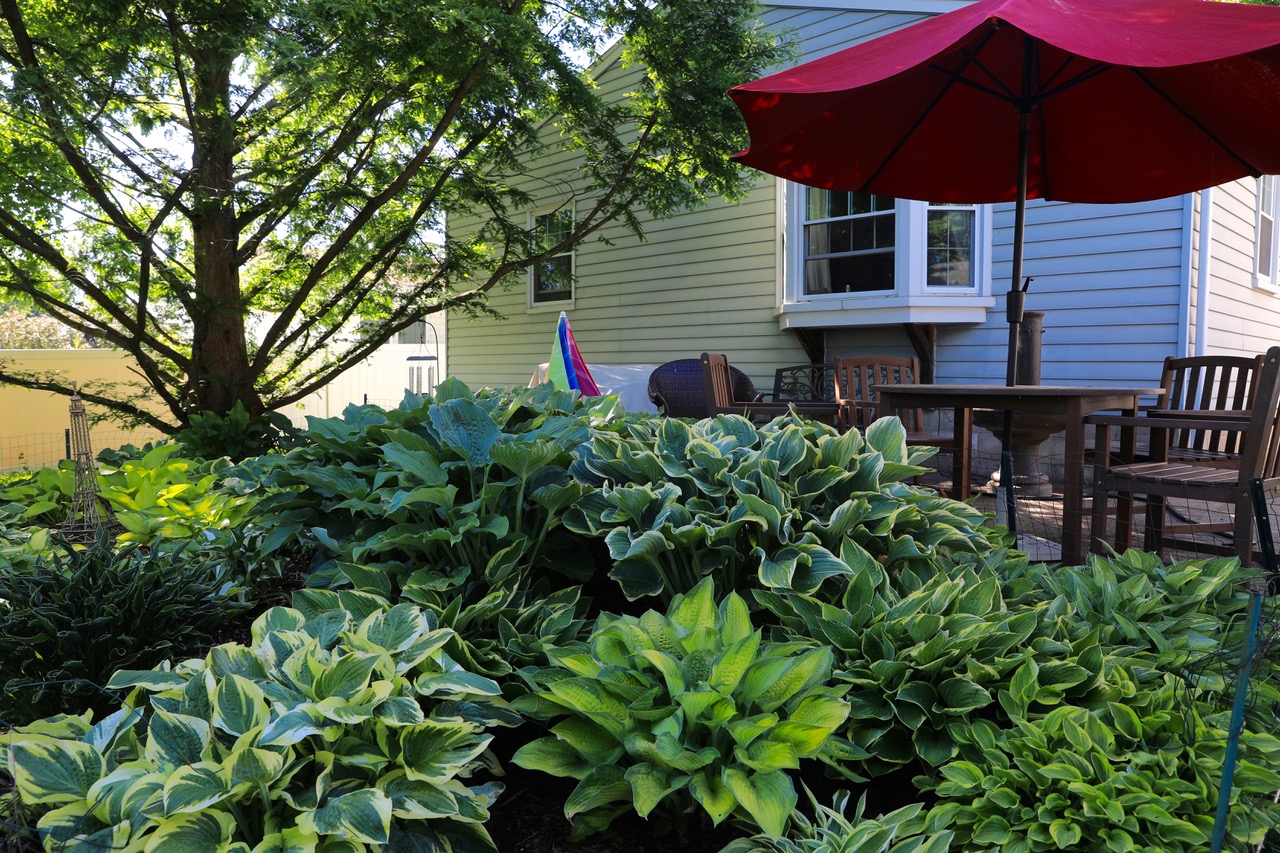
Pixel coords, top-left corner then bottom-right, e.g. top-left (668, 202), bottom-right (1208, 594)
top-left (1251, 275), bottom-right (1280, 294)
top-left (776, 293), bottom-right (995, 328)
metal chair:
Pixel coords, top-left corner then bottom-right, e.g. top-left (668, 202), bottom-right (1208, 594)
top-left (772, 363), bottom-right (836, 402)
top-left (1090, 346), bottom-right (1280, 564)
top-left (648, 357), bottom-right (761, 418)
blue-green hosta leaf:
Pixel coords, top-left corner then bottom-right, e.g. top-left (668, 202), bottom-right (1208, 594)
top-left (10, 739), bottom-right (104, 805)
top-left (758, 544), bottom-right (851, 594)
top-left (938, 677), bottom-right (993, 715)
top-left (865, 417), bottom-right (909, 464)
top-left (299, 789), bottom-right (392, 846)
top-left (144, 709), bottom-right (211, 769)
top-left (399, 720), bottom-right (491, 784)
top-left (564, 765), bottom-right (631, 820)
top-left (212, 674), bottom-right (269, 737)
top-left (144, 810), bottom-right (236, 852)
top-left (430, 398), bottom-right (501, 466)
top-left (624, 763), bottom-right (680, 818)
top-left (380, 442), bottom-right (448, 486)
top-left (35, 802), bottom-right (127, 853)
top-left (607, 531), bottom-right (670, 600)
top-left (512, 737), bottom-right (593, 779)
top-left (413, 672), bottom-right (503, 700)
top-left (722, 768), bottom-right (797, 838)
top-left (762, 425), bottom-right (809, 476)
top-left (162, 762), bottom-right (232, 814)
top-left (734, 740), bottom-right (799, 772)
top-left (689, 770), bottom-right (736, 825)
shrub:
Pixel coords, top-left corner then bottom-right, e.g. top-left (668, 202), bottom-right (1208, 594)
top-left (172, 401), bottom-right (299, 461)
top-left (512, 577), bottom-right (849, 838)
top-left (566, 414), bottom-right (992, 603)
top-left (1, 602), bottom-right (511, 851)
top-left (0, 531), bottom-right (252, 725)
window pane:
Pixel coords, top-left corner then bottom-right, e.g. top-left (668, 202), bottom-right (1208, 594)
top-left (927, 209), bottom-right (975, 287)
top-left (533, 256), bottom-right (573, 302)
top-left (537, 210), bottom-right (573, 245)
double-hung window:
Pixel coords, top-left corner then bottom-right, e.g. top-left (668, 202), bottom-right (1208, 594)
top-left (782, 185), bottom-right (990, 327)
top-left (1258, 176), bottom-right (1279, 286)
top-left (530, 208), bottom-right (575, 306)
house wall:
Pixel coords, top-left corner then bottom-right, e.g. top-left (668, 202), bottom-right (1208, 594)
top-left (1201, 178), bottom-right (1280, 355)
top-left (446, 3), bottom-right (1198, 398)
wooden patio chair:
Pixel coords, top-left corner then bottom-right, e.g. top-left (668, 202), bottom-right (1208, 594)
top-left (649, 358), bottom-right (761, 418)
top-left (1088, 352), bottom-right (1266, 552)
top-left (701, 353), bottom-right (839, 425)
top-left (1090, 346), bottom-right (1280, 564)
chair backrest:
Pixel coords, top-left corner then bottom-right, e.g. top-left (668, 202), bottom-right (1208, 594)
top-left (701, 352), bottom-right (738, 413)
top-left (649, 358), bottom-right (758, 418)
top-left (832, 355), bottom-right (925, 431)
top-left (1242, 347), bottom-right (1280, 481)
top-left (773, 363), bottom-right (836, 402)
top-left (1159, 353), bottom-right (1266, 458)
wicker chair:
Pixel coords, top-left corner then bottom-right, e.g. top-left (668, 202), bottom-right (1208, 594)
top-left (648, 358), bottom-right (761, 418)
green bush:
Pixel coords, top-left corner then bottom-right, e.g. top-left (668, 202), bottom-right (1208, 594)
top-left (512, 577), bottom-right (849, 838)
top-left (0, 531), bottom-right (252, 726)
top-left (566, 414), bottom-right (992, 603)
top-left (172, 400), bottom-right (299, 461)
top-left (0, 602), bottom-right (511, 852)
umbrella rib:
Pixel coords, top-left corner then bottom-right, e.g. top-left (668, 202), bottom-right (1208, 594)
top-left (1128, 67), bottom-right (1263, 176)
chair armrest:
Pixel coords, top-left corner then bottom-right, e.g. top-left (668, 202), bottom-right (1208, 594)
top-left (1084, 413), bottom-right (1249, 431)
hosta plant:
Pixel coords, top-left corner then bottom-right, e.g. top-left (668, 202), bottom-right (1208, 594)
top-left (719, 789), bottom-right (953, 853)
top-left (512, 577), bottom-right (850, 838)
top-left (1, 602), bottom-right (510, 852)
top-left (566, 413), bottom-right (991, 602)
top-left (0, 531), bottom-right (252, 725)
top-left (922, 683), bottom-right (1280, 852)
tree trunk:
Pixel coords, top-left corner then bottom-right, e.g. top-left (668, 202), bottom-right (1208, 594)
top-left (189, 44), bottom-right (259, 418)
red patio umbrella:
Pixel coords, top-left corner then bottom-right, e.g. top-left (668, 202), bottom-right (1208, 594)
top-left (729, 0), bottom-right (1280, 386)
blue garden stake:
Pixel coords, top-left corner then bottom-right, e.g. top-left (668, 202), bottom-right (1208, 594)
top-left (1215, 478), bottom-right (1280, 848)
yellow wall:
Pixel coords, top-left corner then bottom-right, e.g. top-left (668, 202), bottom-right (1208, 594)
top-left (0, 350), bottom-right (163, 471)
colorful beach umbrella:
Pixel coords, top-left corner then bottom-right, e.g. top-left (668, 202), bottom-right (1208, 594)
top-left (548, 311), bottom-right (600, 396)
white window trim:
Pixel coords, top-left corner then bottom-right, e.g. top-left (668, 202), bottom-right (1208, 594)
top-left (778, 181), bottom-right (994, 327)
top-left (1255, 175), bottom-right (1279, 291)
top-left (528, 206), bottom-right (576, 311)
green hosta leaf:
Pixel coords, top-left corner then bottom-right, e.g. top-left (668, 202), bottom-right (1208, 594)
top-left (513, 737), bottom-right (593, 779)
top-left (670, 577), bottom-right (719, 635)
top-left (145, 709), bottom-right (211, 768)
top-left (734, 739), bottom-right (799, 772)
top-left (547, 678), bottom-right (632, 739)
top-left (380, 441), bottom-right (448, 486)
top-left (625, 763), bottom-right (679, 818)
top-left (722, 768), bottom-right (797, 837)
top-left (299, 789), bottom-right (393, 846)
top-left (162, 762), bottom-right (232, 814)
top-left (938, 677), bottom-right (993, 715)
top-left (565, 765), bottom-right (632, 820)
top-left (430, 398), bottom-right (501, 466)
top-left (212, 674), bottom-right (269, 737)
top-left (637, 649), bottom-right (686, 695)
top-left (718, 593), bottom-right (753, 645)
top-left (552, 718), bottom-right (624, 765)
top-left (10, 739), bottom-right (104, 805)
top-left (690, 770), bottom-right (736, 825)
top-left (787, 693), bottom-right (851, 734)
top-left (1049, 818), bottom-right (1084, 848)
top-left (145, 810), bottom-right (236, 852)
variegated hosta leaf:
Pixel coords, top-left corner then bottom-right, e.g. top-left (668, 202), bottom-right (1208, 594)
top-left (162, 761), bottom-right (233, 815)
top-left (86, 763), bottom-right (164, 826)
top-left (36, 802), bottom-right (128, 852)
top-left (250, 826), bottom-right (321, 853)
top-left (212, 673), bottom-right (269, 736)
top-left (10, 739), bottom-right (105, 805)
top-left (144, 810), bottom-right (237, 853)
top-left (298, 789), bottom-right (393, 846)
top-left (399, 720), bottom-right (492, 784)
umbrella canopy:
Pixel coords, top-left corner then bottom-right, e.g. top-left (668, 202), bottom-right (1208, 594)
top-left (729, 0), bottom-right (1280, 204)
top-left (548, 311), bottom-right (601, 397)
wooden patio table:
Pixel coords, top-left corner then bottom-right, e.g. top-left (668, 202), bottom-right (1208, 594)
top-left (873, 383), bottom-right (1164, 566)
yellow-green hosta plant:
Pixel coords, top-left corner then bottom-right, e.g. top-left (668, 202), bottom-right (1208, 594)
top-left (511, 577), bottom-right (850, 839)
top-left (1, 602), bottom-right (509, 852)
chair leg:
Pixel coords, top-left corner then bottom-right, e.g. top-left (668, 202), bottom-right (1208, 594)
top-left (1142, 495), bottom-right (1167, 557)
top-left (1235, 492), bottom-right (1256, 566)
top-left (1091, 469), bottom-right (1111, 555)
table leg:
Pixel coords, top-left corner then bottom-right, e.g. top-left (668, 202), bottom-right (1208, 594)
top-left (953, 406), bottom-right (972, 500)
top-left (1062, 399), bottom-right (1087, 566)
